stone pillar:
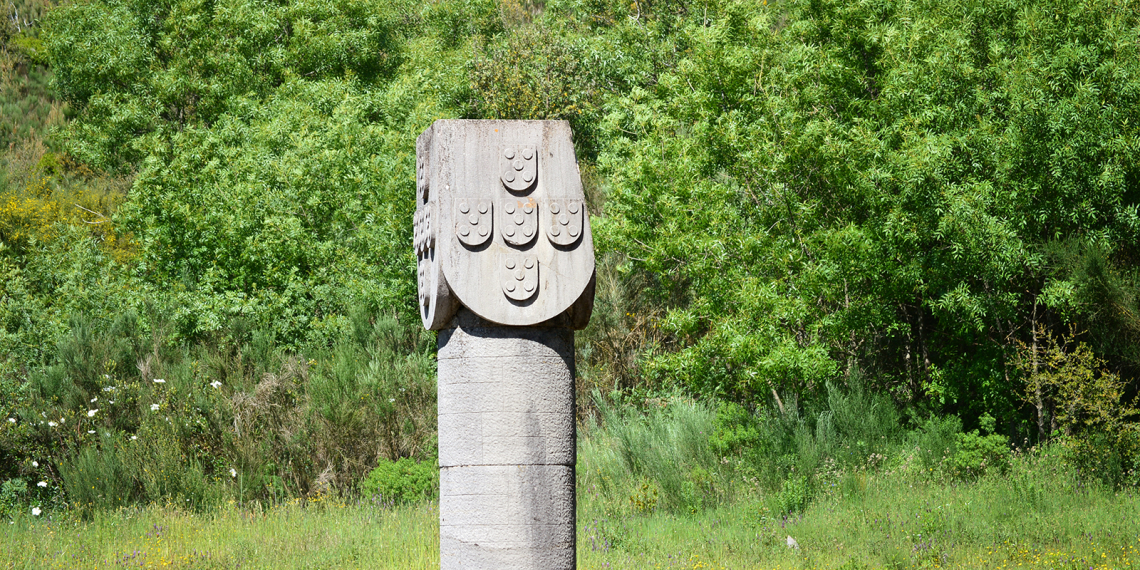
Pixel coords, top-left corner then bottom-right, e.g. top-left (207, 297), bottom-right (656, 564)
top-left (437, 310), bottom-right (575, 569)
top-left (414, 120), bottom-right (594, 570)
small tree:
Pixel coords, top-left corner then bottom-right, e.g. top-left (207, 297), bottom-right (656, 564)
top-left (1016, 326), bottom-right (1140, 486)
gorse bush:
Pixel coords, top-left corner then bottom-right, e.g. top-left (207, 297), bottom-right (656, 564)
top-left (2, 304), bottom-right (436, 513)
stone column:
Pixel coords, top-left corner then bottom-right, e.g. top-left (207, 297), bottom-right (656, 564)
top-left (437, 310), bottom-right (575, 569)
top-left (413, 120), bottom-right (594, 570)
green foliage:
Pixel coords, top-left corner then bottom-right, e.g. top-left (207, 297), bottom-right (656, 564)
top-left (1017, 328), bottom-right (1140, 487)
top-left (0, 477), bottom-right (28, 517)
top-left (951, 430), bottom-right (1011, 480)
top-left (913, 415), bottom-right (962, 474)
top-left (359, 457), bottom-right (437, 505)
top-left (579, 393), bottom-right (729, 514)
top-left (590, 0), bottom-right (1140, 428)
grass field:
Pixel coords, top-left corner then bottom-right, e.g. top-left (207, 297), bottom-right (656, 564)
top-left (3, 447), bottom-right (1138, 570)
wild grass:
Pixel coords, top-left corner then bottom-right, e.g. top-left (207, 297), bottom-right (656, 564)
top-left (0, 497), bottom-right (439, 569)
top-left (4, 417), bottom-right (1138, 569)
top-left (577, 451), bottom-right (1140, 569)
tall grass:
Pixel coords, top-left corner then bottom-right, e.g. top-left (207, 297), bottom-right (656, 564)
top-left (579, 393), bottom-right (728, 515)
top-left (0, 499), bottom-right (439, 569)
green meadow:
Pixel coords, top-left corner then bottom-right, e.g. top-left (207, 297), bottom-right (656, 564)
top-left (4, 434), bottom-right (1139, 569)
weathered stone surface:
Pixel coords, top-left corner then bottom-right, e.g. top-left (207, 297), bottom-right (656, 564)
top-left (440, 465), bottom-right (575, 570)
top-left (435, 311), bottom-right (576, 570)
top-left (414, 120), bottom-right (595, 329)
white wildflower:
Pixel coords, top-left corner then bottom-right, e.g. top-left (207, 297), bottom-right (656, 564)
top-left (210, 381), bottom-right (222, 389)
top-left (150, 404), bottom-right (160, 411)
top-left (37, 481), bottom-right (47, 488)
top-left (131, 435), bottom-right (137, 441)
top-left (87, 430), bottom-right (95, 434)
top-left (47, 421), bottom-right (57, 427)
top-left (87, 409), bottom-right (98, 417)
top-left (7, 418), bottom-right (14, 423)
top-left (389, 398), bottom-right (396, 403)
top-left (109, 401), bottom-right (115, 404)
top-left (90, 397), bottom-right (97, 403)
top-left (31, 507), bottom-right (41, 516)
top-left (31, 461), bottom-right (38, 468)
top-left (230, 468), bottom-right (237, 478)
top-left (153, 378), bottom-right (165, 384)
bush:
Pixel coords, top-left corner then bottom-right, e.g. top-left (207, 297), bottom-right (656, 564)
top-left (360, 457), bottom-right (437, 505)
top-left (913, 415), bottom-right (963, 473)
top-left (952, 430), bottom-right (1010, 480)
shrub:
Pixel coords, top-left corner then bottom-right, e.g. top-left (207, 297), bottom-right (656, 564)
top-left (913, 415), bottom-right (962, 473)
top-left (0, 478), bottom-right (28, 517)
top-left (360, 457), bottom-right (437, 505)
top-left (951, 430), bottom-right (1011, 480)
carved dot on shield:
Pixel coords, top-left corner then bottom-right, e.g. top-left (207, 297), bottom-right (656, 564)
top-left (459, 202), bottom-right (470, 214)
top-left (478, 203), bottom-right (488, 214)
top-left (513, 159), bottom-right (524, 171)
top-left (551, 226), bottom-right (561, 237)
top-left (524, 204), bottom-right (533, 214)
top-left (460, 226), bottom-right (470, 237)
top-left (524, 282), bottom-right (535, 292)
top-left (506, 282), bottom-right (516, 292)
top-left (569, 202), bottom-right (580, 214)
top-left (523, 172), bottom-right (533, 183)
top-left (524, 227), bottom-right (533, 237)
top-left (569, 227), bottom-right (579, 237)
top-left (551, 203), bottom-right (561, 214)
top-left (514, 214), bottom-right (524, 225)
top-left (505, 203), bottom-right (516, 214)
top-left (524, 258), bottom-right (534, 269)
top-left (506, 227), bottom-right (516, 237)
top-left (515, 269), bottom-right (524, 281)
top-left (479, 227), bottom-right (489, 237)
top-left (559, 213), bottom-right (569, 225)
top-left (505, 259), bottom-right (516, 270)
top-left (469, 215), bottom-right (479, 225)
top-left (505, 172), bottom-right (516, 183)
top-left (504, 148), bottom-right (515, 159)
top-left (522, 148), bottom-right (533, 160)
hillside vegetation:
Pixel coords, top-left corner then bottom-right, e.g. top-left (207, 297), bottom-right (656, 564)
top-left (2, 0), bottom-right (1139, 528)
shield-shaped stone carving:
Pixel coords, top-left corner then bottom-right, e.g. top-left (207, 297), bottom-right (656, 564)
top-left (455, 200), bottom-right (492, 247)
top-left (501, 146), bottom-right (537, 192)
top-left (417, 155), bottom-right (429, 202)
top-left (414, 203), bottom-right (435, 310)
top-left (546, 200), bottom-right (584, 247)
top-left (500, 197), bottom-right (538, 247)
top-left (501, 254), bottom-right (539, 301)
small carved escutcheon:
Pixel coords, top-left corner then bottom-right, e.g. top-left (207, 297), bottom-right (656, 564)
top-left (500, 197), bottom-right (538, 247)
top-left (501, 254), bottom-right (539, 301)
top-left (546, 200), bottom-right (584, 247)
top-left (500, 146), bottom-right (537, 192)
top-left (414, 203), bottom-right (436, 311)
top-left (417, 156), bottom-right (429, 202)
top-left (414, 203), bottom-right (435, 255)
top-left (455, 200), bottom-right (492, 247)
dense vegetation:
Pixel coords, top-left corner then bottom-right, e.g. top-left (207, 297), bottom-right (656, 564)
top-left (2, 0), bottom-right (1139, 528)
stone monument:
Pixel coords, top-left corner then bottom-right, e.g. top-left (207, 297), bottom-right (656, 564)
top-left (414, 120), bottom-right (595, 569)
